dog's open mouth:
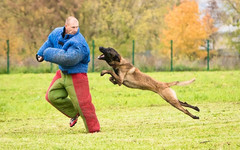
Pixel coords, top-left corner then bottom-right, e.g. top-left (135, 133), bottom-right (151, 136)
top-left (98, 54), bottom-right (105, 60)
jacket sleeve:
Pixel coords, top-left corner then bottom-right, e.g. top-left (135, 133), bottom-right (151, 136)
top-left (37, 34), bottom-right (53, 56)
top-left (43, 45), bottom-right (86, 67)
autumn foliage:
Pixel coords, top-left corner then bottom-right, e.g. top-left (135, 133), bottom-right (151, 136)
top-left (0, 0), bottom-right (221, 70)
top-left (161, 0), bottom-right (217, 59)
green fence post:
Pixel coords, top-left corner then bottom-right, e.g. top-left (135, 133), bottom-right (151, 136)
top-left (132, 40), bottom-right (135, 65)
top-left (6, 40), bottom-right (10, 74)
top-left (171, 40), bottom-right (173, 72)
top-left (207, 40), bottom-right (209, 71)
top-left (92, 40), bottom-right (95, 72)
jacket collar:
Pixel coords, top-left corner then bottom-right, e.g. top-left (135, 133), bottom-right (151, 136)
top-left (62, 27), bottom-right (80, 39)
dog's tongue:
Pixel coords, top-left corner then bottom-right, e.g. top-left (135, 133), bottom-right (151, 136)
top-left (98, 54), bottom-right (105, 60)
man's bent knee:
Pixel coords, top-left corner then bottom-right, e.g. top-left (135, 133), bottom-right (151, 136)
top-left (47, 90), bottom-right (58, 103)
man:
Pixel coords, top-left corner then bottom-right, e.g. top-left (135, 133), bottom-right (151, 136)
top-left (36, 16), bottom-right (100, 133)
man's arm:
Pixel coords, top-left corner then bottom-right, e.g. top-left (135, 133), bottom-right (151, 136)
top-left (36, 54), bottom-right (44, 62)
top-left (36, 32), bottom-right (54, 62)
top-left (42, 45), bottom-right (87, 66)
top-left (37, 39), bottom-right (53, 57)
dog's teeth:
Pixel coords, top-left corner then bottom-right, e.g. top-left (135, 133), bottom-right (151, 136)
top-left (98, 54), bottom-right (105, 59)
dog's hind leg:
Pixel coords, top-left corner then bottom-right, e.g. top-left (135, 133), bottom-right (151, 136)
top-left (179, 100), bottom-right (200, 112)
top-left (160, 88), bottom-right (199, 119)
top-left (169, 100), bottom-right (199, 119)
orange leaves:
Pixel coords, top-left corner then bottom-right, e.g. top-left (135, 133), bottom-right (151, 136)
top-left (161, 0), bottom-right (216, 59)
top-left (202, 12), bottom-right (218, 37)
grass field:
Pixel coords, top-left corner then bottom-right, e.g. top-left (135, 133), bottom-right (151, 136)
top-left (0, 71), bottom-right (240, 149)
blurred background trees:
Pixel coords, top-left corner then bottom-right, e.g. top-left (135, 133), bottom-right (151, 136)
top-left (223, 0), bottom-right (240, 53)
top-left (161, 0), bottom-right (214, 60)
top-left (0, 0), bottom-right (239, 72)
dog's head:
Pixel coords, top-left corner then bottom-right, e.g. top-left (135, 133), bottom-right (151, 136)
top-left (98, 47), bottom-right (121, 66)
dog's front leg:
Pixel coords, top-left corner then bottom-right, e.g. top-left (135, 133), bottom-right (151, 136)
top-left (100, 70), bottom-right (111, 76)
top-left (109, 76), bottom-right (118, 85)
top-left (100, 70), bottom-right (123, 86)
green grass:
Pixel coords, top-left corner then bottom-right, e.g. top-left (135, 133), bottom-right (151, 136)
top-left (0, 71), bottom-right (240, 149)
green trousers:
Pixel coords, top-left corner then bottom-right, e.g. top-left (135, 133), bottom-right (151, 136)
top-left (45, 70), bottom-right (100, 133)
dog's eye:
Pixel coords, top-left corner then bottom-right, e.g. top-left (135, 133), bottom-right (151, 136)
top-left (113, 56), bottom-right (120, 62)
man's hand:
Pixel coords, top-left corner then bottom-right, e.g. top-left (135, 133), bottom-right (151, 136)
top-left (36, 54), bottom-right (44, 62)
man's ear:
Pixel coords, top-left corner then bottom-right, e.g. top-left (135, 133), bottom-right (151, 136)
top-left (65, 24), bottom-right (69, 32)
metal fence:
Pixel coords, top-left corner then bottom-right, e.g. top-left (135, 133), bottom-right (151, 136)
top-left (90, 40), bottom-right (211, 72)
top-left (0, 39), bottom-right (239, 74)
top-left (0, 40), bottom-right (10, 74)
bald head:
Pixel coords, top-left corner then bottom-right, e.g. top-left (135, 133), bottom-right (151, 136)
top-left (65, 16), bottom-right (79, 25)
top-left (65, 16), bottom-right (79, 35)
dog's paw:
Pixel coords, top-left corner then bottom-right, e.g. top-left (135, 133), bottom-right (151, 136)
top-left (109, 77), bottom-right (118, 85)
top-left (195, 106), bottom-right (200, 112)
top-left (193, 116), bottom-right (199, 119)
top-left (100, 70), bottom-right (107, 76)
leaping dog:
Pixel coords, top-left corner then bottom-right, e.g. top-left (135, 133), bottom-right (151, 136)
top-left (98, 47), bottom-right (200, 119)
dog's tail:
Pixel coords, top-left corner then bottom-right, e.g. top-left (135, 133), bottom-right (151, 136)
top-left (166, 78), bottom-right (196, 87)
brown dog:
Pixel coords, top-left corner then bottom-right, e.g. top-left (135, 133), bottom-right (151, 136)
top-left (98, 47), bottom-right (200, 119)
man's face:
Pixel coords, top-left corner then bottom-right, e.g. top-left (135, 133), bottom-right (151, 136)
top-left (65, 20), bottom-right (79, 35)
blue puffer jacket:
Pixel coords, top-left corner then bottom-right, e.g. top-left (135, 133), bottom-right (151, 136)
top-left (37, 27), bottom-right (90, 74)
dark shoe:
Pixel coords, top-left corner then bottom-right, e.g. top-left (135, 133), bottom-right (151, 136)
top-left (70, 114), bottom-right (79, 127)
